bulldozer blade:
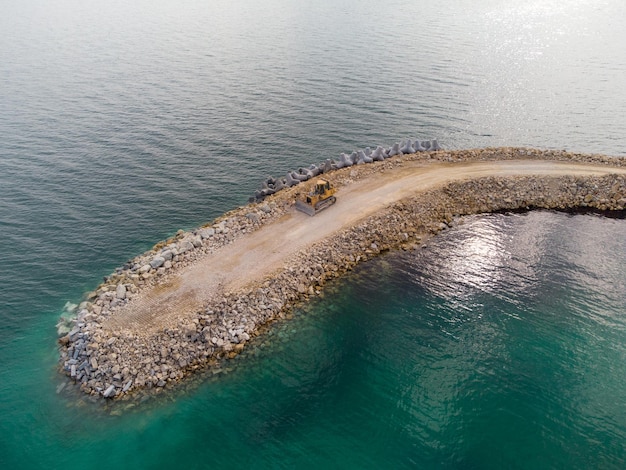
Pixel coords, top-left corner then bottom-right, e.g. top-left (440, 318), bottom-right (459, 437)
top-left (296, 200), bottom-right (317, 216)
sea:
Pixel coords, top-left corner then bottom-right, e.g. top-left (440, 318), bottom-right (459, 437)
top-left (1, 0), bottom-right (626, 468)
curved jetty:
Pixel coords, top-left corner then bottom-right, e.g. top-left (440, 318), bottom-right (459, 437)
top-left (58, 147), bottom-right (626, 400)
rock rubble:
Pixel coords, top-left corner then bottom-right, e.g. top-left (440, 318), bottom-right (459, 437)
top-left (58, 147), bottom-right (626, 400)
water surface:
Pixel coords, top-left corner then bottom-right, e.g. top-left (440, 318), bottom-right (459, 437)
top-left (1, 0), bottom-right (626, 467)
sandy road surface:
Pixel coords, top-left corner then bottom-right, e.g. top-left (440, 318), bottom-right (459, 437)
top-left (104, 160), bottom-right (626, 335)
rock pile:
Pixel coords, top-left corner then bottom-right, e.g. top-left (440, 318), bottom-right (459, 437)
top-left (58, 147), bottom-right (626, 400)
top-left (251, 138), bottom-right (442, 202)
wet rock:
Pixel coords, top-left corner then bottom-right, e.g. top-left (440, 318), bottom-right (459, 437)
top-left (122, 380), bottom-right (133, 393)
top-left (103, 385), bottom-right (116, 398)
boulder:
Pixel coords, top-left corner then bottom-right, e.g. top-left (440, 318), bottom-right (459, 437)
top-left (178, 241), bottom-right (194, 254)
top-left (115, 284), bottom-right (127, 300)
top-left (150, 256), bottom-right (165, 269)
top-left (191, 236), bottom-right (203, 248)
top-left (246, 213), bottom-right (260, 224)
top-left (198, 228), bottom-right (215, 239)
top-left (122, 380), bottom-right (133, 393)
top-left (103, 385), bottom-right (116, 398)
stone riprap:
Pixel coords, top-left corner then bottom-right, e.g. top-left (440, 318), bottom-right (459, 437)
top-left (58, 147), bottom-right (626, 400)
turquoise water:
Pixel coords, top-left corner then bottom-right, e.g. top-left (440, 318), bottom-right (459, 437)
top-left (3, 213), bottom-right (626, 468)
top-left (2, 0), bottom-right (626, 467)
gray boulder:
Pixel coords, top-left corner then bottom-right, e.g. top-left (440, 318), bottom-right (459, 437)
top-left (122, 380), bottom-right (133, 393)
top-left (115, 284), bottom-right (127, 300)
top-left (177, 240), bottom-right (194, 254)
top-left (198, 228), bottom-right (215, 239)
top-left (246, 212), bottom-right (260, 223)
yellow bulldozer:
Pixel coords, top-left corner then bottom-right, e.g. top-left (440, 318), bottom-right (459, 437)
top-left (295, 178), bottom-right (337, 216)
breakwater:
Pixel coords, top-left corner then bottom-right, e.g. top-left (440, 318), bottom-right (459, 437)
top-left (251, 138), bottom-right (441, 202)
top-left (58, 147), bottom-right (626, 400)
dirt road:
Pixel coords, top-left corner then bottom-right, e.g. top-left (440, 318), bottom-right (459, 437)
top-left (104, 160), bottom-right (626, 335)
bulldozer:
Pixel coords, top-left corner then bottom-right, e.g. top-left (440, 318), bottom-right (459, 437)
top-left (295, 178), bottom-right (337, 216)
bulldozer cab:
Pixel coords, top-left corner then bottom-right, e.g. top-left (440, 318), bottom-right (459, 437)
top-left (316, 180), bottom-right (331, 194)
top-left (307, 179), bottom-right (330, 203)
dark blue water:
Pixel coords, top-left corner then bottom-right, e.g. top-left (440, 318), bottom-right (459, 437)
top-left (1, 0), bottom-right (626, 467)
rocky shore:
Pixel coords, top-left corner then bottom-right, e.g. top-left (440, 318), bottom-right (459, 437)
top-left (58, 147), bottom-right (626, 400)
